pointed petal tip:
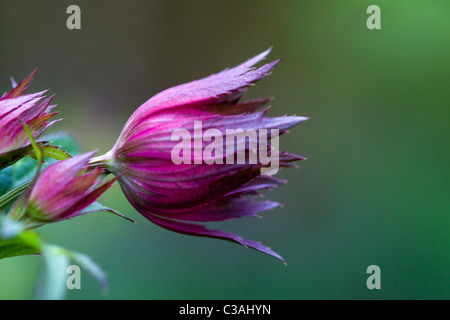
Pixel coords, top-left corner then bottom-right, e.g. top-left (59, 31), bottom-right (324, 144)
top-left (137, 211), bottom-right (287, 264)
top-left (266, 201), bottom-right (281, 210)
top-left (66, 150), bottom-right (99, 168)
top-left (270, 57), bottom-right (283, 66)
top-left (1, 69), bottom-right (38, 99)
top-left (10, 77), bottom-right (17, 88)
top-left (288, 115), bottom-right (309, 128)
top-left (254, 47), bottom-right (273, 62)
top-left (293, 115), bottom-right (309, 124)
top-left (29, 67), bottom-right (38, 77)
top-left (244, 241), bottom-right (286, 264)
top-left (80, 149), bottom-right (98, 159)
top-left (263, 46), bottom-right (273, 55)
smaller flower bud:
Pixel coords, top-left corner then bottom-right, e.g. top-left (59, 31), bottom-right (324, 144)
top-left (9, 151), bottom-right (117, 228)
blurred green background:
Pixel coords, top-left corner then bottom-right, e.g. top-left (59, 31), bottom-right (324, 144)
top-left (0, 0), bottom-right (448, 299)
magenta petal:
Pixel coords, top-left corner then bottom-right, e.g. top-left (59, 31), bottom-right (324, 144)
top-left (33, 151), bottom-right (97, 198)
top-left (227, 175), bottom-right (286, 196)
top-left (55, 175), bottom-right (119, 220)
top-left (137, 207), bottom-right (285, 263)
top-left (197, 98), bottom-right (273, 115)
top-left (0, 69), bottom-right (59, 154)
top-left (34, 167), bottom-right (103, 215)
top-left (117, 164), bottom-right (264, 210)
top-left (162, 198), bottom-right (280, 222)
top-left (121, 48), bottom-right (278, 133)
top-left (0, 94), bottom-right (47, 129)
top-left (1, 68), bottom-right (37, 100)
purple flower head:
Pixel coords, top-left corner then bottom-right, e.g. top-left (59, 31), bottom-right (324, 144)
top-left (96, 49), bottom-right (308, 263)
top-left (9, 151), bottom-right (117, 227)
top-left (0, 69), bottom-right (58, 156)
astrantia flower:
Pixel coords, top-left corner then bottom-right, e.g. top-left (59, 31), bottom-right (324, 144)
top-left (0, 69), bottom-right (58, 168)
top-left (9, 151), bottom-right (117, 228)
top-left (92, 49), bottom-right (308, 263)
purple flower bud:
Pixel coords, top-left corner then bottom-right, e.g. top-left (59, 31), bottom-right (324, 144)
top-left (10, 151), bottom-right (117, 227)
top-left (0, 69), bottom-right (59, 155)
top-left (95, 49), bottom-right (308, 263)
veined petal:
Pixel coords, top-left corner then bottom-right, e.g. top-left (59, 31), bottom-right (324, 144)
top-left (31, 151), bottom-right (97, 199)
top-left (150, 215), bottom-right (285, 263)
top-left (32, 167), bottom-right (103, 214)
top-left (120, 48), bottom-right (279, 137)
top-left (1, 68), bottom-right (37, 100)
top-left (54, 175), bottom-right (119, 221)
top-left (161, 197), bottom-right (280, 222)
top-left (123, 185), bottom-right (285, 263)
top-left (0, 92), bottom-right (47, 122)
top-left (0, 70), bottom-right (58, 154)
top-left (195, 98), bottom-right (273, 115)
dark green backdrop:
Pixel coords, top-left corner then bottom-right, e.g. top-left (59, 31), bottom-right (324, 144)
top-left (0, 0), bottom-right (448, 299)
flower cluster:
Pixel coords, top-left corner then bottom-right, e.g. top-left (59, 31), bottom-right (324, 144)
top-left (1, 49), bottom-right (307, 263)
top-left (0, 70), bottom-right (58, 169)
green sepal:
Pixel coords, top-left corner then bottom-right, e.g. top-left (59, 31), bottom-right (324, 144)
top-left (80, 201), bottom-right (135, 223)
top-left (40, 132), bottom-right (80, 159)
top-left (28, 145), bottom-right (72, 162)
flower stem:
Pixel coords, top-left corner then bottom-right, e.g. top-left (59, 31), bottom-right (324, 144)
top-left (0, 180), bottom-right (31, 214)
top-left (88, 151), bottom-right (113, 172)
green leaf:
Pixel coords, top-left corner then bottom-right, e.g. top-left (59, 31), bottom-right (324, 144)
top-left (11, 158), bottom-right (37, 188)
top-left (28, 145), bottom-right (72, 162)
top-left (0, 216), bottom-right (42, 259)
top-left (40, 132), bottom-right (80, 158)
top-left (0, 166), bottom-right (13, 196)
top-left (0, 231), bottom-right (41, 259)
top-left (41, 145), bottom-right (72, 161)
top-left (3, 132), bottom-right (81, 192)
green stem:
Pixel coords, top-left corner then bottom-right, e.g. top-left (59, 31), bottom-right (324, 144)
top-left (88, 151), bottom-right (114, 172)
top-left (0, 180), bottom-right (32, 214)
